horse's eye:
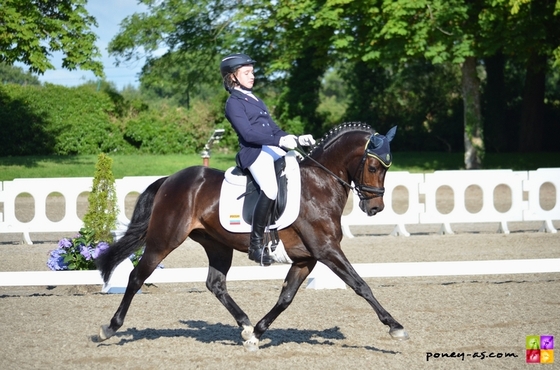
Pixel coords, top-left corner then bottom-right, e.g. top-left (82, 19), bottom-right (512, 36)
top-left (368, 166), bottom-right (376, 174)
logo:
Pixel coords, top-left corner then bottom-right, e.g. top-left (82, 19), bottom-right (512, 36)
top-left (526, 335), bottom-right (554, 364)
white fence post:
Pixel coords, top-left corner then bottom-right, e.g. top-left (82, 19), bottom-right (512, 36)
top-left (523, 168), bottom-right (560, 233)
top-left (0, 178), bottom-right (93, 244)
top-left (0, 176), bottom-right (164, 244)
top-left (341, 171), bottom-right (424, 238)
top-left (419, 170), bottom-right (528, 234)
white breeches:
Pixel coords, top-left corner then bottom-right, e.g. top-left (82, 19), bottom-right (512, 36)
top-left (248, 145), bottom-right (286, 200)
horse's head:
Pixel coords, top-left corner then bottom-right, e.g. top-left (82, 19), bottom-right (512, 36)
top-left (306, 123), bottom-right (397, 216)
top-left (353, 126), bottom-right (397, 216)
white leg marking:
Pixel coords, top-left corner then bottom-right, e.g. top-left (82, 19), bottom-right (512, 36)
top-left (389, 328), bottom-right (409, 340)
top-left (243, 334), bottom-right (260, 351)
top-left (98, 324), bottom-right (115, 342)
top-left (241, 325), bottom-right (254, 341)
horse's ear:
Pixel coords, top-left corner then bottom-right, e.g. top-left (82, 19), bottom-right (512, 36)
top-left (386, 126), bottom-right (397, 142)
top-left (373, 135), bottom-right (383, 148)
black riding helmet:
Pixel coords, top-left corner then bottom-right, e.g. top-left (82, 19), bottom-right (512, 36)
top-left (220, 53), bottom-right (256, 78)
top-left (220, 53), bottom-right (256, 91)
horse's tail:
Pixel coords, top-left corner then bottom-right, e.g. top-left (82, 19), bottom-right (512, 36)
top-left (96, 176), bottom-right (168, 283)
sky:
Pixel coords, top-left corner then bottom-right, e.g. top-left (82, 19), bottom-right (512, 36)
top-left (35, 0), bottom-right (148, 90)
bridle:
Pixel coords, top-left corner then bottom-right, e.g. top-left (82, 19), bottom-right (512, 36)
top-left (296, 133), bottom-right (391, 202)
top-left (352, 151), bottom-right (386, 201)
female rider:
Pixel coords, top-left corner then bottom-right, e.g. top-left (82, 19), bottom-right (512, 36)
top-left (220, 53), bottom-right (315, 266)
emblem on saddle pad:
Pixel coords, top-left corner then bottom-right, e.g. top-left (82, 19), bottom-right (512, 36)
top-left (219, 151), bottom-right (301, 233)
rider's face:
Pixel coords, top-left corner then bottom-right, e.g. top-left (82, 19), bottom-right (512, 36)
top-left (234, 65), bottom-right (254, 89)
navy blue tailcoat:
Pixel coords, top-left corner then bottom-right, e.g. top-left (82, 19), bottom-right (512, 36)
top-left (225, 89), bottom-right (288, 169)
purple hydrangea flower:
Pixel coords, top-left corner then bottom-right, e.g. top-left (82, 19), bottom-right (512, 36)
top-left (92, 242), bottom-right (110, 259)
top-left (57, 238), bottom-right (72, 249)
top-left (47, 249), bottom-right (68, 271)
top-left (79, 245), bottom-right (93, 261)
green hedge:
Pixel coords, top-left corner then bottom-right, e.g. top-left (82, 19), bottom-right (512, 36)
top-left (0, 83), bottom-right (227, 156)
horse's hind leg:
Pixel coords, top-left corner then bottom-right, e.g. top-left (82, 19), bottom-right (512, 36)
top-left (98, 244), bottom-right (171, 341)
top-left (198, 238), bottom-right (253, 341)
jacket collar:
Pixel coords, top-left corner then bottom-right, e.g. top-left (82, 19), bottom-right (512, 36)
top-left (230, 89), bottom-right (264, 108)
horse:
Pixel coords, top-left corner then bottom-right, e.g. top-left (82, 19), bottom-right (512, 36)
top-left (96, 122), bottom-right (408, 350)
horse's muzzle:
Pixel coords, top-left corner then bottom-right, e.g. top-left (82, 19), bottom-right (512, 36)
top-left (360, 199), bottom-right (384, 216)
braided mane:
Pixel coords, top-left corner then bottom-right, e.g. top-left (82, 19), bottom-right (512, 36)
top-left (308, 122), bottom-right (375, 156)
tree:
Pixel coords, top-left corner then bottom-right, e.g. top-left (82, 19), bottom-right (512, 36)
top-left (239, 1), bottom-right (336, 134)
top-left (0, 63), bottom-right (41, 85)
top-left (461, 57), bottom-right (484, 168)
top-left (105, 0), bottom-right (560, 158)
top-left (301, 0), bottom-right (560, 166)
top-left (83, 153), bottom-right (118, 242)
top-left (482, 52), bottom-right (508, 152)
top-left (317, 67), bottom-right (349, 130)
top-left (508, 0), bottom-right (559, 152)
top-left (108, 0), bottom-right (237, 108)
top-left (340, 0), bottom-right (487, 168)
top-left (236, 0), bottom-right (487, 164)
top-left (343, 60), bottom-right (464, 152)
top-left (0, 0), bottom-right (104, 76)
top-left (475, 0), bottom-right (560, 152)
top-left (275, 46), bottom-right (329, 136)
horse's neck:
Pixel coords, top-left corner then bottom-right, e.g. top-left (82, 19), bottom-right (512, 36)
top-left (310, 143), bottom-right (359, 183)
top-left (305, 147), bottom-right (356, 202)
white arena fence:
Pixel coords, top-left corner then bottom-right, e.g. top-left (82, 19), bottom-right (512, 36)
top-left (0, 168), bottom-right (558, 290)
top-left (341, 167), bottom-right (559, 237)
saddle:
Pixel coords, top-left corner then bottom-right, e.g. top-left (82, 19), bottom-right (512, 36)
top-left (233, 156), bottom-right (288, 225)
top-left (219, 151), bottom-right (301, 234)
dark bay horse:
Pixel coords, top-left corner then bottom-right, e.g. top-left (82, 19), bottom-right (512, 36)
top-left (96, 122), bottom-right (408, 350)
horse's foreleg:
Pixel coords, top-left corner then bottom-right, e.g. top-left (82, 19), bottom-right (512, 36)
top-left (320, 255), bottom-right (408, 340)
top-left (245, 260), bottom-right (316, 351)
top-left (202, 243), bottom-right (253, 341)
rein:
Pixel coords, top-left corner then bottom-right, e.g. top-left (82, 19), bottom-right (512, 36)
top-left (295, 146), bottom-right (385, 201)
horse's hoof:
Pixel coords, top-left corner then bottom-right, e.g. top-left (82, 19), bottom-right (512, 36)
top-left (241, 325), bottom-right (254, 341)
top-left (98, 324), bottom-right (115, 342)
top-left (243, 334), bottom-right (260, 352)
top-left (389, 328), bottom-right (409, 341)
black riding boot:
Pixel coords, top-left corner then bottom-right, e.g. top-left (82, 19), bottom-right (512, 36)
top-left (248, 193), bottom-right (275, 266)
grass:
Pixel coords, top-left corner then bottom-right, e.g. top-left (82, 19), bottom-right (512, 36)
top-left (0, 153), bottom-right (236, 181)
top-left (0, 152), bottom-right (559, 181)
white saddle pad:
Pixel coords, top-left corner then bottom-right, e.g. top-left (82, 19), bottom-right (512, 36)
top-left (219, 151), bottom-right (301, 233)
